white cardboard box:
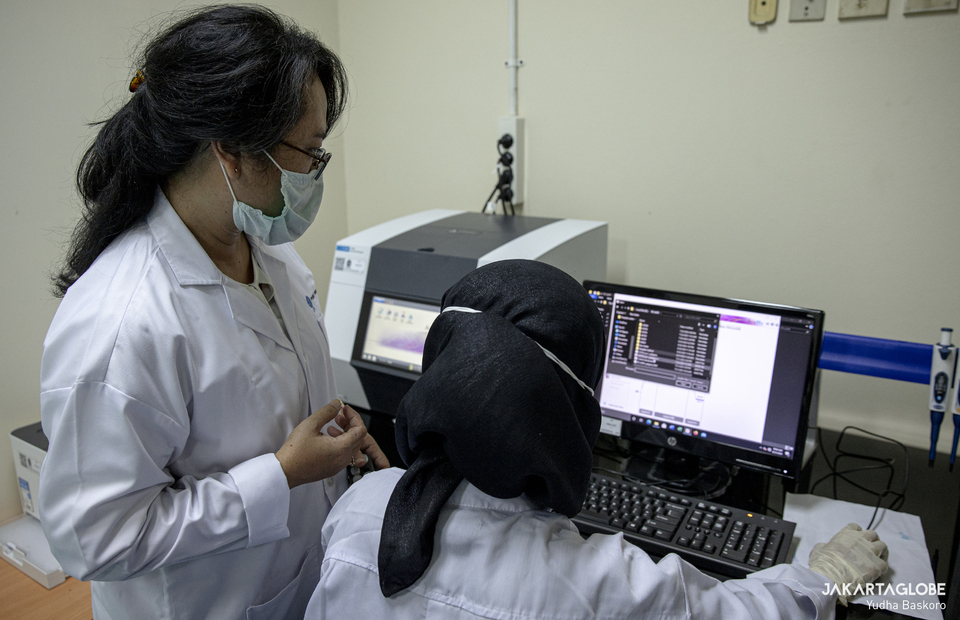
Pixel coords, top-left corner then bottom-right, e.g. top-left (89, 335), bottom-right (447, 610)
top-left (11, 422), bottom-right (47, 519)
top-left (0, 514), bottom-right (65, 589)
top-left (5, 422), bottom-right (65, 588)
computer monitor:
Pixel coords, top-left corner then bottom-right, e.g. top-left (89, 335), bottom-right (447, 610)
top-left (584, 280), bottom-right (823, 482)
top-left (351, 292), bottom-right (442, 380)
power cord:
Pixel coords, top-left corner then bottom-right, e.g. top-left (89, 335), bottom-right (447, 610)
top-left (481, 134), bottom-right (516, 215)
top-left (592, 440), bottom-right (734, 500)
top-left (810, 426), bottom-right (909, 530)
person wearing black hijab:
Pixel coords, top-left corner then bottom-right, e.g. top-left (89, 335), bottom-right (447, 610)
top-left (306, 260), bottom-right (880, 619)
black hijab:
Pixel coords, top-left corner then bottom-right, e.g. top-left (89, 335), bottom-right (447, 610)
top-left (377, 259), bottom-right (605, 596)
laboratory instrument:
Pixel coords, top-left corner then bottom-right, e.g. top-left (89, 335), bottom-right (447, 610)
top-left (325, 210), bottom-right (607, 416)
top-left (928, 328), bottom-right (955, 467)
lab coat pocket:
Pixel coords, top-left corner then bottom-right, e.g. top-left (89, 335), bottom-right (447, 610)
top-left (246, 545), bottom-right (320, 620)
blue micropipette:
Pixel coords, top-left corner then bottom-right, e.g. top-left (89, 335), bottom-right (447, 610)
top-left (928, 328), bottom-right (955, 467)
top-left (950, 353), bottom-right (960, 472)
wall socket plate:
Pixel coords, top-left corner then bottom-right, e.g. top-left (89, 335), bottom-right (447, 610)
top-left (498, 116), bottom-right (524, 208)
top-left (838, 0), bottom-right (889, 19)
top-left (904, 0), bottom-right (959, 13)
top-left (750, 0), bottom-right (779, 24)
top-left (790, 0), bottom-right (827, 20)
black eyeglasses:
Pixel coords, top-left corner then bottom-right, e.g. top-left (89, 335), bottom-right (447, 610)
top-left (280, 141), bottom-right (331, 179)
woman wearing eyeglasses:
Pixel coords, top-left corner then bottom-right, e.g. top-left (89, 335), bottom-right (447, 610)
top-left (38, 6), bottom-right (387, 619)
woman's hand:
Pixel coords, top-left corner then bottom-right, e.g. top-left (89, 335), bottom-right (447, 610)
top-left (275, 399), bottom-right (383, 488)
top-left (327, 404), bottom-right (391, 472)
top-left (808, 523), bottom-right (888, 605)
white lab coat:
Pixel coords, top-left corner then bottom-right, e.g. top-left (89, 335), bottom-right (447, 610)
top-left (40, 191), bottom-right (346, 620)
top-left (308, 468), bottom-right (837, 620)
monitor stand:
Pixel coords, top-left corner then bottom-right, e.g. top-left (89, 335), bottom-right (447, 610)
top-left (622, 444), bottom-right (734, 500)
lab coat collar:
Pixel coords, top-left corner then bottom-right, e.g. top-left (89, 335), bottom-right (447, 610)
top-left (147, 190), bottom-right (299, 353)
top-left (448, 481), bottom-right (542, 514)
top-left (147, 190), bottom-right (224, 286)
top-left (222, 275), bottom-right (295, 352)
top-left (249, 239), bottom-right (305, 356)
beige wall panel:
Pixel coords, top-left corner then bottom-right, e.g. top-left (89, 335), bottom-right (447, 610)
top-left (337, 1), bottom-right (960, 454)
top-left (0, 0), bottom-right (345, 521)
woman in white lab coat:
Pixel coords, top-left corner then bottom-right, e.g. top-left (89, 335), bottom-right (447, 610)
top-left (40, 6), bottom-right (386, 619)
top-left (307, 260), bottom-right (888, 619)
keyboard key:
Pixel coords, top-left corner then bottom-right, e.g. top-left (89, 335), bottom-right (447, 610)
top-left (653, 514), bottom-right (682, 528)
top-left (766, 533), bottom-right (783, 556)
top-left (721, 547), bottom-right (748, 563)
top-left (579, 508), bottom-right (611, 524)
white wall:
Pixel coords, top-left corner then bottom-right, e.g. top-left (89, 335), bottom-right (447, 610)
top-left (2, 0), bottom-right (958, 522)
top-left (0, 0), bottom-right (346, 522)
top-left (336, 1), bottom-right (960, 451)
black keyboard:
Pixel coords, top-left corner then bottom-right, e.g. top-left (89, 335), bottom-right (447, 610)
top-left (572, 473), bottom-right (796, 579)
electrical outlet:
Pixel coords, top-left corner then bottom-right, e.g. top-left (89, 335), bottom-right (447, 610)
top-left (838, 0), bottom-right (889, 19)
top-left (790, 0), bottom-right (827, 20)
top-left (498, 116), bottom-right (524, 207)
top-left (904, 0), bottom-right (958, 13)
top-left (750, 0), bottom-right (779, 24)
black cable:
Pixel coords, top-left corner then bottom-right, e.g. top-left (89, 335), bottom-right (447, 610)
top-left (765, 505), bottom-right (784, 519)
top-left (811, 426), bottom-right (909, 531)
top-left (479, 135), bottom-right (516, 216)
top-left (481, 181), bottom-right (500, 213)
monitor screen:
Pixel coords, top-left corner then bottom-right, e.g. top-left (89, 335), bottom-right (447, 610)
top-left (584, 281), bottom-right (823, 481)
top-left (351, 292), bottom-right (442, 378)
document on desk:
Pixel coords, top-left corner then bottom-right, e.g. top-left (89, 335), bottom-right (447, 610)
top-left (784, 494), bottom-right (943, 620)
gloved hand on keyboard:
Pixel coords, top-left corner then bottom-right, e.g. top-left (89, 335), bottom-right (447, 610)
top-left (808, 523), bottom-right (889, 606)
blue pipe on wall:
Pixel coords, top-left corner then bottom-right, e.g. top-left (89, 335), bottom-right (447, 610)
top-left (819, 332), bottom-right (932, 384)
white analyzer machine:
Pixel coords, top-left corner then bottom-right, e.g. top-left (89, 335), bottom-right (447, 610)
top-left (324, 210), bottom-right (607, 416)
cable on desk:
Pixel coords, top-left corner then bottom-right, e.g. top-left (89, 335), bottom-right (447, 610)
top-left (810, 426), bottom-right (909, 530)
top-left (591, 451), bottom-right (734, 500)
top-left (763, 504), bottom-right (784, 519)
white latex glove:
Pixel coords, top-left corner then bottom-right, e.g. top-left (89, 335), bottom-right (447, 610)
top-left (808, 523), bottom-right (889, 605)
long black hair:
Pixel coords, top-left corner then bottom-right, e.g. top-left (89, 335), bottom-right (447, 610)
top-left (52, 4), bottom-right (348, 297)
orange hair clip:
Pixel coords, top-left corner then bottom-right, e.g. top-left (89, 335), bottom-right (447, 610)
top-left (129, 69), bottom-right (146, 93)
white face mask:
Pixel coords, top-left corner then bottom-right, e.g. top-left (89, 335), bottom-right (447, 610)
top-left (220, 152), bottom-right (324, 245)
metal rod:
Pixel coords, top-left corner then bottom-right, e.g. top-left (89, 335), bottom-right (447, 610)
top-left (508, 0), bottom-right (518, 116)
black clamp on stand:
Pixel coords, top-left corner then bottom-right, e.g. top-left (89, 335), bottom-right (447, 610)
top-left (482, 134), bottom-right (516, 215)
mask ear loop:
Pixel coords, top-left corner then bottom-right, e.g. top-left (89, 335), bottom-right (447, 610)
top-left (263, 151), bottom-right (286, 176)
top-left (441, 306), bottom-right (595, 396)
top-left (218, 161), bottom-right (240, 202)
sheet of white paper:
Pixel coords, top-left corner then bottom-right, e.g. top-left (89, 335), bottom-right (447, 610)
top-left (784, 493), bottom-right (944, 620)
